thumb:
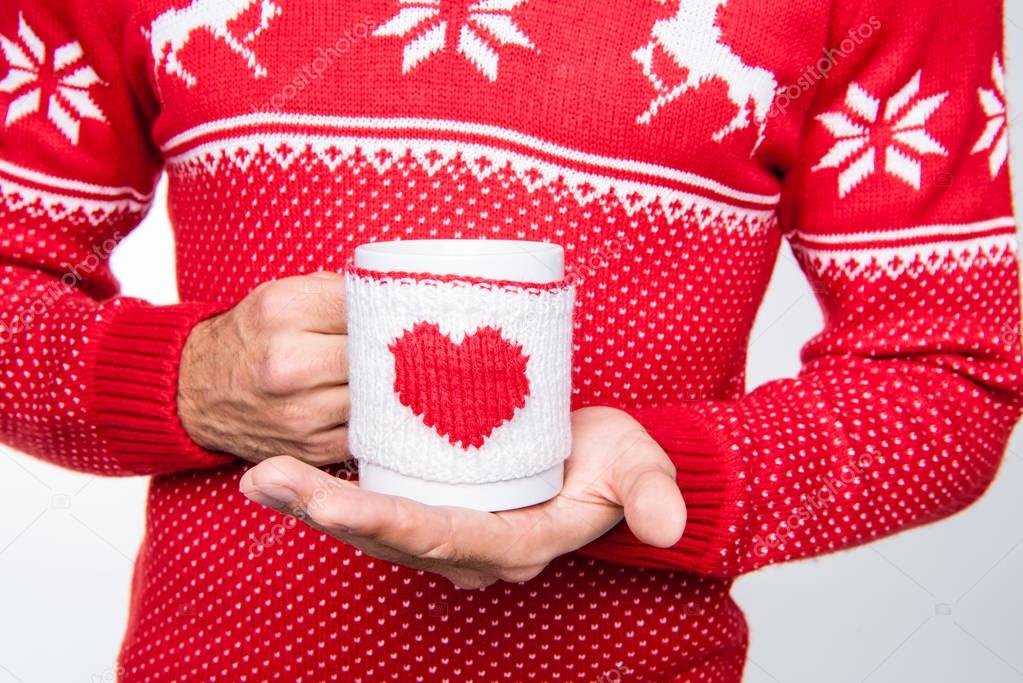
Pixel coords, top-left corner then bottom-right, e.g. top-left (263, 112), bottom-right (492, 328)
top-left (615, 453), bottom-right (686, 548)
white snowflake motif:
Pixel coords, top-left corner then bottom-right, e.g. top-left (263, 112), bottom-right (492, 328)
top-left (373, 0), bottom-right (534, 81)
top-left (812, 71), bottom-right (949, 198)
top-left (972, 55), bottom-right (1008, 179)
top-left (0, 13), bottom-right (107, 145)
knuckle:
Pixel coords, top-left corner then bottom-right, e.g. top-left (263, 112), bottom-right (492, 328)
top-left (306, 494), bottom-right (347, 528)
top-left (257, 348), bottom-right (303, 395)
top-left (247, 455), bottom-right (305, 490)
top-left (250, 281), bottom-right (293, 326)
top-left (390, 498), bottom-right (424, 541)
top-left (661, 456), bottom-right (677, 480)
top-left (418, 514), bottom-right (457, 562)
top-left (612, 425), bottom-right (657, 458)
top-left (271, 399), bottom-right (312, 430)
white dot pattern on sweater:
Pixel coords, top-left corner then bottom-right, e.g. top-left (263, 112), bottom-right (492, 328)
top-left (0, 1), bottom-right (1020, 680)
top-left (125, 466), bottom-right (747, 682)
top-left (0, 185), bottom-right (149, 473)
top-left (168, 139), bottom-right (779, 410)
top-left (0, 118), bottom-right (1018, 682)
top-left (0, 119), bottom-right (1021, 680)
top-left (118, 138), bottom-right (772, 681)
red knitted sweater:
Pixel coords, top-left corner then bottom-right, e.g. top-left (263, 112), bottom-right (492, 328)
top-left (0, 1), bottom-right (1020, 681)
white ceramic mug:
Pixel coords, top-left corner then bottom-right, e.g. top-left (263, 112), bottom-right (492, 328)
top-left (345, 240), bottom-right (574, 511)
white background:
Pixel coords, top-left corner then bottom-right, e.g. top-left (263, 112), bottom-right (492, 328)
top-left (2, 10), bottom-right (1023, 683)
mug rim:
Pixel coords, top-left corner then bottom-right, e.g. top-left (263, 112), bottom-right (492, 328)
top-left (355, 239), bottom-right (563, 258)
top-left (354, 239), bottom-right (564, 282)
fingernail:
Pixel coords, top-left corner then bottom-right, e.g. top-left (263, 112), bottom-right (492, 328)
top-left (244, 485), bottom-right (299, 508)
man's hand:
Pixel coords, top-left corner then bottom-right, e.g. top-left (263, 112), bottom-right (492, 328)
top-left (239, 407), bottom-right (686, 588)
top-left (178, 272), bottom-right (350, 465)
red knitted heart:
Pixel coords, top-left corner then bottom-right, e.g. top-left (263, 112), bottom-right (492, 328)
top-left (389, 322), bottom-right (530, 450)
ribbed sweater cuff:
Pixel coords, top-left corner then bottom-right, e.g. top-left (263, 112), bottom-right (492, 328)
top-left (579, 406), bottom-right (742, 575)
top-left (91, 303), bottom-right (233, 472)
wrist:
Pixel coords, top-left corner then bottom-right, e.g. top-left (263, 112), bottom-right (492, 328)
top-left (176, 313), bottom-right (227, 452)
top-left (90, 301), bottom-right (233, 473)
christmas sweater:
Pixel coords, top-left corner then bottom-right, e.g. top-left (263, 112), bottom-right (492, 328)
top-left (0, 0), bottom-right (1020, 681)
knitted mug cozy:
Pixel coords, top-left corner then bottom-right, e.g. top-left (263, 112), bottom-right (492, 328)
top-left (345, 267), bottom-right (575, 485)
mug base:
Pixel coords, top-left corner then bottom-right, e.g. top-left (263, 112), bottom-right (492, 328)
top-left (357, 462), bottom-right (565, 511)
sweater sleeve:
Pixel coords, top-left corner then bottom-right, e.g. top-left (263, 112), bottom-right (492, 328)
top-left (0, 2), bottom-right (232, 475)
top-left (581, 0), bottom-right (1023, 576)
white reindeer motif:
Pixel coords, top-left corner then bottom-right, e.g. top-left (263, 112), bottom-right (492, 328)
top-left (635, 0), bottom-right (778, 152)
top-left (145, 0), bottom-right (282, 88)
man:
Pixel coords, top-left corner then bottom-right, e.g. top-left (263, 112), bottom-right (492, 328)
top-left (0, 0), bottom-right (1018, 680)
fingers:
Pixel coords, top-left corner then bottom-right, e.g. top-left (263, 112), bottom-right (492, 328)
top-left (309, 385), bottom-right (350, 426)
top-left (242, 457), bottom-right (526, 567)
top-left (252, 273), bottom-right (347, 334)
top-left (294, 272), bottom-right (347, 333)
top-left (256, 338), bottom-right (348, 396)
top-left (261, 384), bottom-right (348, 432)
top-left (241, 455), bottom-right (348, 511)
top-left (563, 408), bottom-right (686, 550)
top-left (304, 334), bottom-right (349, 385)
top-left (315, 485), bottom-right (517, 565)
top-left (299, 425), bottom-right (350, 466)
top-left (300, 522), bottom-right (500, 590)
